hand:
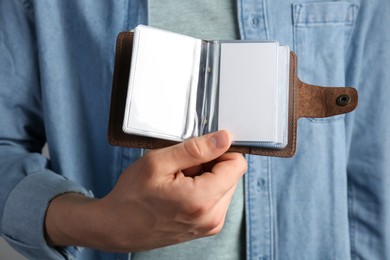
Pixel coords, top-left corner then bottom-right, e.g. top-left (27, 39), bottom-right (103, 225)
top-left (45, 130), bottom-right (247, 252)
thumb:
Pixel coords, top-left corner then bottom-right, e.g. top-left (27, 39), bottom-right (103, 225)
top-left (153, 130), bottom-right (232, 174)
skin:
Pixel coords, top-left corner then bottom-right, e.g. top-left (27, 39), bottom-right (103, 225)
top-left (44, 130), bottom-right (247, 252)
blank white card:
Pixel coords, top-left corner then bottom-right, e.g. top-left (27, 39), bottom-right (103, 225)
top-left (218, 42), bottom-right (278, 142)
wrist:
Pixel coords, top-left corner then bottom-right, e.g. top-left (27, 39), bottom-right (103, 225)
top-left (44, 192), bottom-right (99, 248)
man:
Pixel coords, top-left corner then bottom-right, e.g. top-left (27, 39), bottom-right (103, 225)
top-left (1, 1), bottom-right (389, 260)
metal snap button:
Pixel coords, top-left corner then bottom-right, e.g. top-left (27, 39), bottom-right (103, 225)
top-left (336, 94), bottom-right (351, 106)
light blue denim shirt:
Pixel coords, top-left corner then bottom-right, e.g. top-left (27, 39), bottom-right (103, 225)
top-left (1, 1), bottom-right (390, 260)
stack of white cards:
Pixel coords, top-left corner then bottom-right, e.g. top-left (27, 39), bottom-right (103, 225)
top-left (123, 25), bottom-right (290, 148)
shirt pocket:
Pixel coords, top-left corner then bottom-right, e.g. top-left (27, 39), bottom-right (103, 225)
top-left (293, 1), bottom-right (359, 122)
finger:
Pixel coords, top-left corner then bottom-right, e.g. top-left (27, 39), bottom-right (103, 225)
top-left (151, 130), bottom-right (232, 175)
top-left (193, 152), bottom-right (247, 198)
top-left (192, 181), bottom-right (239, 236)
top-left (205, 182), bottom-right (239, 236)
top-left (183, 159), bottom-right (218, 177)
top-left (182, 165), bottom-right (203, 177)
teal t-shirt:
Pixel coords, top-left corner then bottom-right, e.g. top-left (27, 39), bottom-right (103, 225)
top-left (132, 1), bottom-right (245, 260)
top-left (148, 0), bottom-right (239, 40)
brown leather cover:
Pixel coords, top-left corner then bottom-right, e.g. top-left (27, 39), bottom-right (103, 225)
top-left (108, 32), bottom-right (358, 157)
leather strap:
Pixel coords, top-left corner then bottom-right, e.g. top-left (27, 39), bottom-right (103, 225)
top-left (297, 81), bottom-right (358, 118)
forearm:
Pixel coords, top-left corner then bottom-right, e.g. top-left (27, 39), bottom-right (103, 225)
top-left (44, 193), bottom-right (140, 253)
top-left (45, 193), bottom-right (100, 249)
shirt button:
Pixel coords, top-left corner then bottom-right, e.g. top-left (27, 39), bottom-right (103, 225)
top-left (250, 13), bottom-right (260, 28)
top-left (257, 177), bottom-right (266, 191)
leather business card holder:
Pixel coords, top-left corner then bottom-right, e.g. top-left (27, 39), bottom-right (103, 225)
top-left (108, 31), bottom-right (358, 158)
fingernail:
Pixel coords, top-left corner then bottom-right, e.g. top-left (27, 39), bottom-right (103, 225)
top-left (210, 131), bottom-right (229, 149)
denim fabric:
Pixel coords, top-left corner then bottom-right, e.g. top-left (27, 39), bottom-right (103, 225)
top-left (0, 0), bottom-right (389, 260)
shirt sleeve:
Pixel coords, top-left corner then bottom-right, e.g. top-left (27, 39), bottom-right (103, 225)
top-left (346, 1), bottom-right (390, 259)
top-left (0, 1), bottom-right (93, 259)
top-left (2, 172), bottom-right (93, 259)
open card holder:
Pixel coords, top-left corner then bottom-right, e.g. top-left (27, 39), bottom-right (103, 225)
top-left (108, 26), bottom-right (358, 158)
